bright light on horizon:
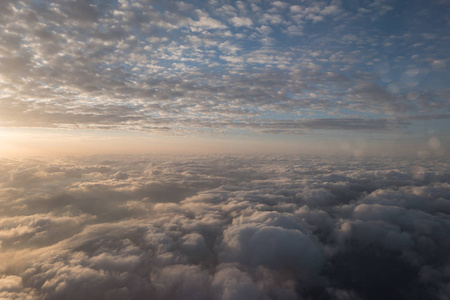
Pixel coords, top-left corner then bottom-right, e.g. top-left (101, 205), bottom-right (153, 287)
top-left (0, 127), bottom-right (447, 158)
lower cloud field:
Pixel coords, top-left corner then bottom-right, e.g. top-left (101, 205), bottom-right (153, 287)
top-left (0, 155), bottom-right (449, 299)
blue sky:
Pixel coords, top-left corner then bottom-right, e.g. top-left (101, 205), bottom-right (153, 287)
top-left (0, 0), bottom-right (449, 156)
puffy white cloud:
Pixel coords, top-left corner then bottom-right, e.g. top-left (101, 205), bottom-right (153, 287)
top-left (212, 265), bottom-right (259, 300)
top-left (0, 155), bottom-right (450, 299)
top-left (220, 222), bottom-right (325, 276)
top-left (230, 16), bottom-right (253, 27)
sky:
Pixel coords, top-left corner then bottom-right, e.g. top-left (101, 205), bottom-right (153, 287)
top-left (1, 2), bottom-right (450, 299)
top-left (0, 0), bottom-right (449, 157)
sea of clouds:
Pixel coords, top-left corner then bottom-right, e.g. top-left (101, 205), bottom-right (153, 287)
top-left (0, 155), bottom-right (449, 300)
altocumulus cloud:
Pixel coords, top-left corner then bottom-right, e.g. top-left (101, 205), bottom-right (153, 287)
top-left (0, 0), bottom-right (449, 135)
top-left (0, 155), bottom-right (450, 299)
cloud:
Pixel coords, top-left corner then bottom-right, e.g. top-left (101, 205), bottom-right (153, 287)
top-left (212, 265), bottom-right (259, 300)
top-left (230, 16), bottom-right (253, 27)
top-left (191, 10), bottom-right (227, 30)
top-left (0, 0), bottom-right (447, 138)
top-left (0, 155), bottom-right (449, 299)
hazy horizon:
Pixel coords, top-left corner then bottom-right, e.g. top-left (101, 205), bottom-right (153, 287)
top-left (0, 127), bottom-right (447, 158)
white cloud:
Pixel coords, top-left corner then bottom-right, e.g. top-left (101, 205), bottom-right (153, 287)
top-left (321, 5), bottom-right (340, 16)
top-left (0, 155), bottom-right (449, 298)
top-left (230, 16), bottom-right (253, 27)
top-left (290, 5), bottom-right (303, 14)
top-left (0, 0), bottom-right (447, 137)
top-left (192, 10), bottom-right (227, 30)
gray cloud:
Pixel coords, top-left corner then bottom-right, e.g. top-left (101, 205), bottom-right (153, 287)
top-left (0, 155), bottom-right (449, 299)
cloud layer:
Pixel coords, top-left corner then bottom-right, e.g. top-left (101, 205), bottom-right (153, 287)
top-left (0, 155), bottom-right (449, 299)
top-left (0, 0), bottom-right (449, 136)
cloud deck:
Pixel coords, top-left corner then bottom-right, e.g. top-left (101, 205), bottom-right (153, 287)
top-left (0, 155), bottom-right (449, 299)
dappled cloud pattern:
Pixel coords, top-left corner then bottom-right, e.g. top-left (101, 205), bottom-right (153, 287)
top-left (1, 0), bottom-right (449, 135)
top-left (0, 155), bottom-right (449, 299)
